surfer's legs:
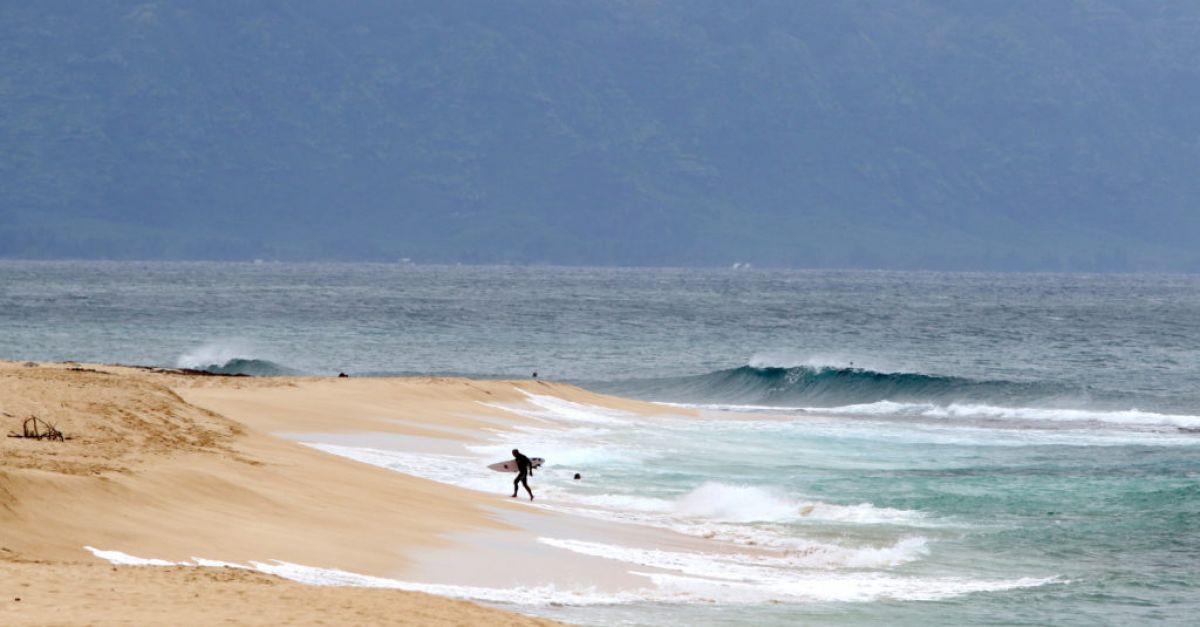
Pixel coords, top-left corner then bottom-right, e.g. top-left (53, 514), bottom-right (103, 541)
top-left (513, 472), bottom-right (533, 500)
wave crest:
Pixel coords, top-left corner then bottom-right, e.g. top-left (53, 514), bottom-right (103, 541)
top-left (195, 357), bottom-right (298, 376)
top-left (176, 342), bottom-right (299, 376)
top-left (607, 364), bottom-right (1068, 408)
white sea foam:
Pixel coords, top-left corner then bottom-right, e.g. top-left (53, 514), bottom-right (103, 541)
top-left (671, 482), bottom-right (923, 525)
top-left (85, 547), bottom-right (650, 606)
top-left (465, 430), bottom-right (636, 468)
top-left (859, 417), bottom-right (1181, 450)
top-left (537, 539), bottom-right (1049, 602)
top-left (84, 546), bottom-right (181, 566)
top-left (638, 570), bottom-right (1057, 604)
top-left (482, 391), bottom-right (638, 425)
top-left (566, 492), bottom-right (675, 513)
top-left (809, 400), bottom-right (1200, 429)
top-left (672, 398), bottom-right (1200, 432)
top-left (654, 401), bottom-right (809, 413)
top-left (191, 557), bottom-right (246, 568)
top-left (85, 546), bottom-right (1050, 605)
top-left (244, 560), bottom-right (650, 605)
top-left (673, 483), bottom-right (798, 522)
top-left (175, 340), bottom-right (258, 369)
top-left (840, 537), bottom-right (930, 568)
top-left (305, 442), bottom-right (508, 493)
top-left (540, 535), bottom-right (929, 572)
top-left (539, 537), bottom-right (801, 581)
top-left (545, 486), bottom-right (934, 561)
top-left (526, 481), bottom-right (925, 531)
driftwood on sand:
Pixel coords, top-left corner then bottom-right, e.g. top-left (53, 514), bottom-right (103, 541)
top-left (7, 415), bottom-right (67, 442)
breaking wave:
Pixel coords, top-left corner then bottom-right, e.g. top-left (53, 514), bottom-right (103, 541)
top-left (669, 482), bottom-right (923, 525)
top-left (176, 343), bottom-right (300, 376)
top-left (191, 357), bottom-right (299, 376)
top-left (605, 364), bottom-right (1073, 408)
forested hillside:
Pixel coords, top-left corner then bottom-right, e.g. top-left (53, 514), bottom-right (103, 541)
top-left (3, 1), bottom-right (1199, 270)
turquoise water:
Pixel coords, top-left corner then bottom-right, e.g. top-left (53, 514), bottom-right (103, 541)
top-left (475, 404), bottom-right (1196, 626)
top-left (2, 261), bottom-right (1198, 624)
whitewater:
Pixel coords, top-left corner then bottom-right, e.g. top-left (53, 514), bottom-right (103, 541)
top-left (3, 261), bottom-right (1200, 625)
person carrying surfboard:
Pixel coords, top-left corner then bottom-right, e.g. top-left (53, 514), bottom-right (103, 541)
top-left (511, 448), bottom-right (534, 500)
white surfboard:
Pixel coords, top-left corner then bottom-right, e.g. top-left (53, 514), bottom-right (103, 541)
top-left (487, 457), bottom-right (544, 472)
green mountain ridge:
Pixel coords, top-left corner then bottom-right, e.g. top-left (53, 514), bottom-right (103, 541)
top-left (2, 1), bottom-right (1199, 270)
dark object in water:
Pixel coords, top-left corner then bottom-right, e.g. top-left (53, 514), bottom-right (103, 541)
top-left (134, 366), bottom-right (249, 378)
top-left (7, 416), bottom-right (67, 442)
top-left (532, 371), bottom-right (538, 378)
top-left (574, 473), bottom-right (582, 480)
top-left (338, 372), bottom-right (349, 378)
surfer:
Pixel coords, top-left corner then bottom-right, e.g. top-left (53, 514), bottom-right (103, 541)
top-left (511, 448), bottom-right (534, 500)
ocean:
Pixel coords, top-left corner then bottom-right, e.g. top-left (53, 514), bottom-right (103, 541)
top-left (3, 261), bottom-right (1198, 625)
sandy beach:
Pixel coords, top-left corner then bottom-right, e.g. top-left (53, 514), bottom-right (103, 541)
top-left (0, 559), bottom-right (560, 627)
top-left (1, 360), bottom-right (682, 625)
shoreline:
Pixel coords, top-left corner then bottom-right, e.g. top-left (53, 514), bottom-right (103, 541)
top-left (0, 357), bottom-right (1120, 623)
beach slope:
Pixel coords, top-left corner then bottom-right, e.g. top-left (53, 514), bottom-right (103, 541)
top-left (0, 361), bottom-right (565, 625)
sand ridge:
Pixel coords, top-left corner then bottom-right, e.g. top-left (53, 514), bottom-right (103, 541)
top-left (172, 372), bottom-right (684, 437)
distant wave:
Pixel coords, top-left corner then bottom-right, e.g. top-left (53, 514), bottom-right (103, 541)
top-left (599, 363), bottom-right (1200, 429)
top-left (189, 357), bottom-right (300, 376)
top-left (176, 342), bottom-right (300, 376)
top-left (604, 364), bottom-right (1074, 408)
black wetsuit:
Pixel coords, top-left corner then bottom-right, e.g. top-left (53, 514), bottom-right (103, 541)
top-left (513, 452), bottom-right (534, 499)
